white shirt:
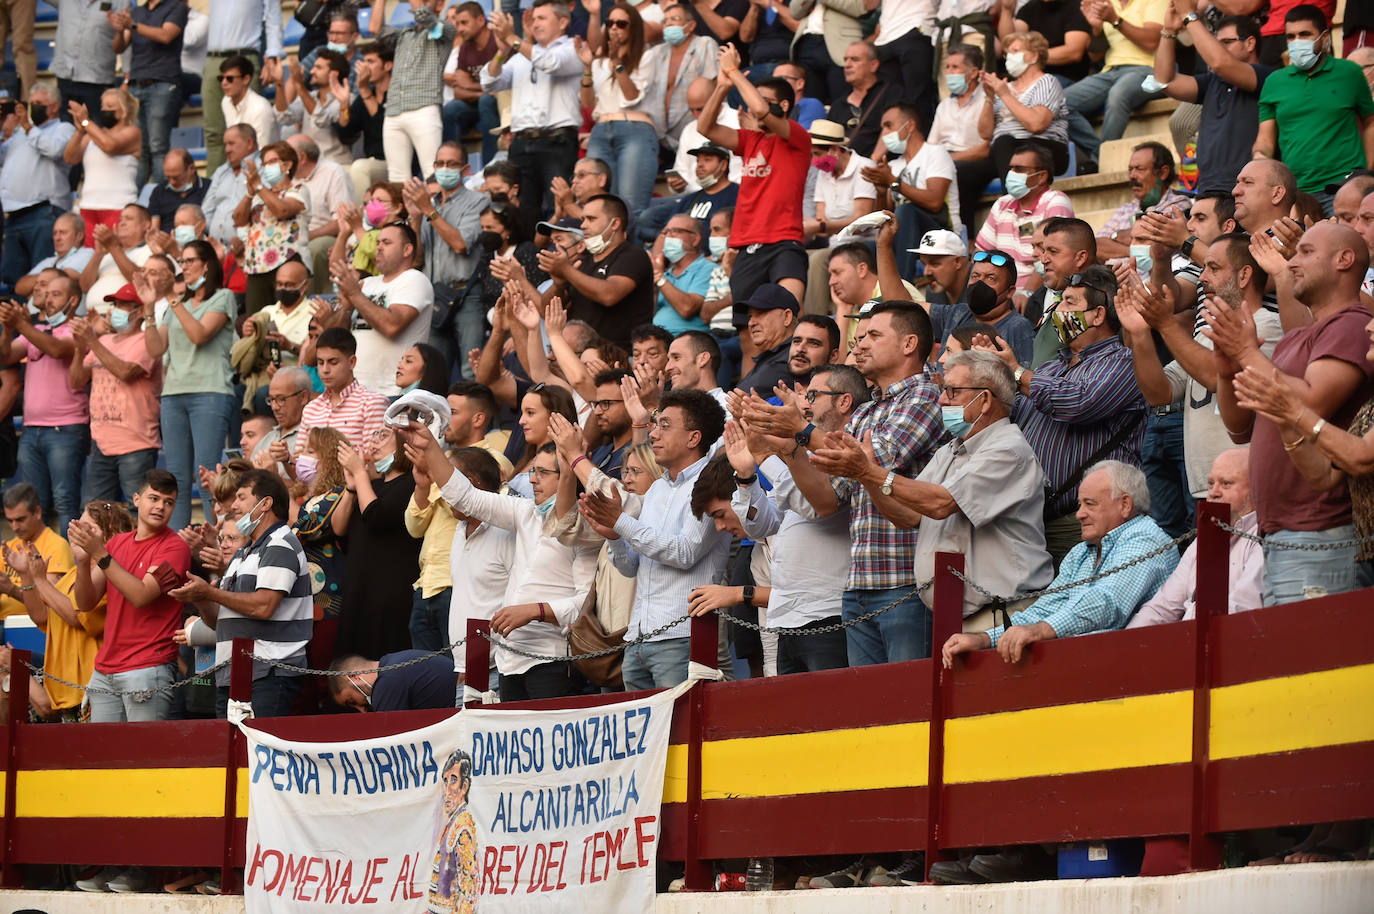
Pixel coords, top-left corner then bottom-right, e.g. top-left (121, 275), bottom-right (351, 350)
top-left (355, 270), bottom-right (434, 396)
top-left (438, 471), bottom-right (597, 675)
top-left (275, 95), bottom-right (349, 167)
top-left (733, 457), bottom-right (851, 629)
top-left (899, 141), bottom-right (962, 239)
top-left (85, 245), bottom-right (152, 314)
top-left (299, 158), bottom-right (355, 234)
top-left (876, 0), bottom-right (938, 45)
top-left (815, 152), bottom-right (878, 245)
top-left (221, 89), bottom-right (279, 148)
top-left (608, 454), bottom-right (730, 642)
top-left (673, 106), bottom-right (741, 194)
top-left (479, 35), bottom-right (582, 132)
top-left (928, 87), bottom-right (987, 154)
top-left (447, 519), bottom-right (517, 673)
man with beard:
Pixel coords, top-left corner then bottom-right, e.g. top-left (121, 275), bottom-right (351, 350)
top-left (1096, 143), bottom-right (1190, 262)
top-left (588, 369), bottom-right (634, 480)
top-left (445, 381), bottom-right (514, 479)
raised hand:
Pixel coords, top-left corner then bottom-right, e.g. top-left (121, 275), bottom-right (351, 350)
top-left (969, 332), bottom-right (1017, 368)
top-left (721, 420), bottom-right (757, 477)
top-left (544, 296), bottom-right (567, 336)
top-left (810, 431), bottom-right (875, 479)
top-left (574, 35), bottom-right (594, 67)
top-left (547, 412), bottom-right (586, 463)
top-left (1201, 294), bottom-right (1259, 362)
top-left (1233, 364), bottom-right (1304, 427)
top-left (620, 373), bottom-right (651, 426)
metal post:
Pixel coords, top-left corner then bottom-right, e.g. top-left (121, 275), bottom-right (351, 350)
top-left (221, 637), bottom-right (254, 894)
top-left (683, 613), bottom-right (718, 892)
top-left (466, 619), bottom-right (491, 707)
top-left (925, 555), bottom-right (963, 880)
top-left (1188, 502), bottom-right (1227, 870)
top-left (0, 648), bottom-right (30, 888)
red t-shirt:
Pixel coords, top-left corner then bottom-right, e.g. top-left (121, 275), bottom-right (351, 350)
top-left (728, 124), bottom-right (811, 247)
top-left (1252, 304), bottom-right (1374, 534)
top-left (93, 528), bottom-right (192, 674)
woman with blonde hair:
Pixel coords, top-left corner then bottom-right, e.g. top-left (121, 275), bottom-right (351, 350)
top-left (63, 88), bottom-right (142, 247)
top-left (978, 31), bottom-right (1070, 176)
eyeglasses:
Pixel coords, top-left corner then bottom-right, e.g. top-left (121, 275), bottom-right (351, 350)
top-left (591, 399), bottom-right (624, 411)
top-left (804, 389), bottom-right (844, 403)
top-left (528, 465), bottom-right (560, 478)
top-left (434, 160), bottom-right (463, 169)
top-left (178, 256), bottom-right (202, 265)
top-left (943, 386), bottom-right (990, 396)
top-left (973, 251), bottom-right (1012, 267)
top-left (607, 19), bottom-right (631, 28)
top-left (266, 391), bottom-right (307, 406)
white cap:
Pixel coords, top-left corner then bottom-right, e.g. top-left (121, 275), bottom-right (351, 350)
top-left (909, 229), bottom-right (967, 257)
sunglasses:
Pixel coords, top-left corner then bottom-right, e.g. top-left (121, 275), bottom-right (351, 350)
top-left (1067, 272), bottom-right (1117, 298)
top-left (607, 19), bottom-right (631, 28)
top-left (973, 251), bottom-right (1012, 268)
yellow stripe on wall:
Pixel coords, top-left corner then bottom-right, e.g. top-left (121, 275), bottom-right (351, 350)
top-left (15, 768), bottom-right (251, 819)
top-left (944, 691), bottom-right (1193, 784)
top-left (663, 723), bottom-right (929, 804)
top-left (1211, 662), bottom-right (1374, 760)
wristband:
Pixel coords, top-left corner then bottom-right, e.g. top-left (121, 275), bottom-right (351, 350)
top-left (538, 602), bottom-right (548, 623)
top-left (1282, 435), bottom-right (1306, 453)
top-left (734, 472), bottom-right (757, 486)
top-left (1310, 417), bottom-right (1327, 439)
top-left (632, 421), bottom-right (651, 429)
top-left (570, 454), bottom-right (589, 471)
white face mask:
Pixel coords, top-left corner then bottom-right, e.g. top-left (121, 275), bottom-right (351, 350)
top-left (584, 223), bottom-right (612, 255)
top-left (1005, 52), bottom-right (1030, 78)
top-left (881, 129), bottom-right (907, 155)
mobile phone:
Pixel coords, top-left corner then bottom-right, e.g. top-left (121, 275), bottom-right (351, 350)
top-left (223, 448), bottom-right (244, 461)
top-left (99, 1), bottom-right (112, 10)
top-left (664, 169), bottom-right (681, 181)
top-left (267, 339), bottom-right (281, 365)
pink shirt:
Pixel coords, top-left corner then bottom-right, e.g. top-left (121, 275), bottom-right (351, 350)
top-left (974, 189), bottom-right (1075, 289)
top-left (22, 323), bottom-right (88, 426)
top-left (86, 331), bottom-right (162, 455)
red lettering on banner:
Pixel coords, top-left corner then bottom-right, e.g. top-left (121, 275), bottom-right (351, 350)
top-left (635, 815), bottom-right (657, 866)
top-left (481, 846), bottom-right (500, 895)
top-left (496, 845), bottom-right (515, 893)
top-left (361, 856), bottom-right (387, 904)
top-left (526, 844), bottom-right (547, 893)
top-left (543, 840), bottom-right (569, 891)
top-left (513, 844), bottom-right (529, 889)
top-left (247, 845), bottom-right (283, 890)
top-left (293, 856), bottom-right (320, 901)
top-left (281, 853), bottom-right (309, 896)
top-left (392, 852), bottom-right (422, 901)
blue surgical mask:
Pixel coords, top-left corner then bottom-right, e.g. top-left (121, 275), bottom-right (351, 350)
top-left (940, 404), bottom-right (973, 439)
top-left (881, 129), bottom-right (907, 156)
top-left (944, 73), bottom-right (967, 96)
top-left (428, 21), bottom-right (445, 39)
top-left (46, 309), bottom-right (68, 329)
top-left (663, 25), bottom-right (686, 45)
top-left (260, 163), bottom-right (284, 188)
top-left (188, 275), bottom-right (206, 291)
top-left (109, 308), bottom-right (132, 332)
top-left (234, 497), bottom-right (268, 538)
top-left (663, 237), bottom-right (687, 263)
top-left (1034, 260), bottom-right (1046, 278)
top-left (434, 167), bottom-right (463, 190)
top-left (535, 495), bottom-right (556, 517)
top-left (1287, 37), bottom-right (1321, 71)
top-left (174, 224), bottom-right (197, 246)
top-left (374, 453), bottom-right (395, 474)
top-left (708, 236), bottom-right (728, 258)
top-left (1004, 171), bottom-right (1031, 200)
top-left (326, 42), bottom-right (350, 54)
top-left (1130, 243), bottom-right (1153, 275)
top-left (168, 178), bottom-right (194, 193)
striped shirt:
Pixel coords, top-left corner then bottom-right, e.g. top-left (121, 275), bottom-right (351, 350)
top-left (609, 454), bottom-right (731, 642)
top-left (1100, 187), bottom-right (1191, 239)
top-left (833, 374), bottom-right (946, 591)
top-left (1013, 337), bottom-right (1147, 518)
top-left (214, 522), bottom-right (313, 687)
top-left (988, 513), bottom-right (1179, 645)
top-left (974, 189), bottom-right (1075, 289)
top-left (991, 74), bottom-right (1069, 147)
top-left (298, 380), bottom-right (389, 453)
top-left (381, 6), bottom-right (456, 115)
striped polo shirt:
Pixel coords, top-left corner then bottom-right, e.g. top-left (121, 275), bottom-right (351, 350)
top-left (214, 521), bottom-right (314, 687)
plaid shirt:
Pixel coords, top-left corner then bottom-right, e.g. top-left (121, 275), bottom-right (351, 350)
top-left (382, 6), bottom-right (456, 115)
top-left (988, 514), bottom-right (1179, 644)
top-left (1099, 186), bottom-right (1190, 239)
top-left (833, 374), bottom-right (946, 590)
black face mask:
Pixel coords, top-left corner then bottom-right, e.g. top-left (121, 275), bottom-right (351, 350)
top-left (478, 230), bottom-right (503, 251)
top-left (967, 280), bottom-right (1000, 317)
top-left (489, 192), bottom-right (509, 205)
top-left (98, 110), bottom-right (119, 129)
top-left (767, 102), bottom-right (787, 120)
top-left (277, 287), bottom-right (303, 307)
top-left (28, 103), bottom-right (47, 126)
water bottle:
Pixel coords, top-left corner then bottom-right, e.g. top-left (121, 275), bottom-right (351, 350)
top-left (744, 857), bottom-right (773, 892)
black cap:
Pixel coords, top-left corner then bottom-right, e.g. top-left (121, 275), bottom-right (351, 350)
top-left (744, 283), bottom-right (799, 313)
top-left (688, 143), bottom-right (730, 159)
top-left (1324, 168), bottom-right (1374, 195)
top-left (536, 216), bottom-right (584, 236)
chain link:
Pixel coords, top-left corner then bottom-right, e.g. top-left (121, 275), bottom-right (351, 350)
top-left (1209, 515), bottom-right (1374, 551)
top-left (952, 530), bottom-right (1195, 604)
top-left (474, 613), bottom-right (693, 664)
top-left (719, 581), bottom-right (931, 636)
top-left (19, 656), bottom-right (234, 702)
top-left (250, 638), bottom-right (466, 677)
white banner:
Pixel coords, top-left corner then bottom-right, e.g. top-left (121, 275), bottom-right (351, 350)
top-left (242, 682), bottom-right (688, 913)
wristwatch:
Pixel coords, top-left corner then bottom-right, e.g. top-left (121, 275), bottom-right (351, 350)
top-left (1181, 12), bottom-right (1199, 26)
top-left (734, 471), bottom-right (757, 487)
top-left (880, 470), bottom-right (895, 496)
top-left (1181, 234), bottom-right (1198, 257)
top-left (795, 423), bottom-right (815, 449)
top-left (425, 210), bottom-right (440, 223)
top-left (742, 585), bottom-right (756, 605)
top-left (1013, 366), bottom-right (1027, 386)
top-left (80, 118), bottom-right (89, 128)
top-left (614, 63), bottom-right (626, 74)
top-left (97, 554), bottom-right (113, 570)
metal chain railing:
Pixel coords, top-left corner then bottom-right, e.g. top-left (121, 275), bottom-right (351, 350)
top-left (20, 656), bottom-right (234, 702)
top-left (1209, 515), bottom-right (1374, 551)
top-left (250, 638), bottom-right (466, 676)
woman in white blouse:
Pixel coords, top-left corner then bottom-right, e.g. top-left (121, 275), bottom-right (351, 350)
top-left (579, 1), bottom-right (664, 213)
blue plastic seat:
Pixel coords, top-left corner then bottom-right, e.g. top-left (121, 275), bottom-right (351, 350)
top-left (170, 125), bottom-right (205, 150)
top-left (389, 4), bottom-right (416, 27)
top-left (283, 17), bottom-right (306, 49)
top-left (34, 38), bottom-right (54, 73)
top-left (35, 1), bottom-right (58, 23)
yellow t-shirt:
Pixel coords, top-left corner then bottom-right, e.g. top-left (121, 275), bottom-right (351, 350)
top-left (405, 484), bottom-right (458, 598)
top-left (0, 527), bottom-right (76, 618)
top-left (33, 567), bottom-right (107, 711)
top-left (1104, 0), bottom-right (1170, 71)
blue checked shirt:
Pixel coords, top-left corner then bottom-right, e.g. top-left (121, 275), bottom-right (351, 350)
top-left (987, 514), bottom-right (1179, 646)
top-left (832, 373), bottom-right (946, 591)
top-left (1013, 337), bottom-right (1147, 518)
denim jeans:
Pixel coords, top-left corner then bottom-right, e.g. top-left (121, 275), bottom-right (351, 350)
top-left (1141, 409), bottom-right (1194, 540)
top-left (453, 285), bottom-right (488, 381)
top-left (776, 617), bottom-right (848, 675)
top-left (1, 202), bottom-right (57, 291)
top-left (130, 80), bottom-right (180, 186)
top-left (85, 442), bottom-right (159, 504)
top-left (161, 392), bottom-right (235, 530)
top-left (1064, 65), bottom-right (1162, 158)
top-left (215, 671), bottom-right (305, 719)
top-left (1262, 525), bottom-right (1359, 606)
top-left (842, 586), bottom-right (932, 666)
top-left (409, 587), bottom-right (453, 652)
top-left (585, 120), bottom-right (661, 215)
top-left (88, 663), bottom-right (176, 722)
top-left (636, 192), bottom-right (686, 245)
top-left (442, 94), bottom-right (500, 165)
top-left (621, 636), bottom-right (691, 691)
top-left (17, 423), bottom-right (89, 534)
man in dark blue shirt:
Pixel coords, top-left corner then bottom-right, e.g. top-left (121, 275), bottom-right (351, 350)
top-left (330, 651), bottom-right (460, 712)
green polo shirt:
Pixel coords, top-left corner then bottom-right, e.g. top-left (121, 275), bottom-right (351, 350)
top-left (1258, 55), bottom-right (1374, 194)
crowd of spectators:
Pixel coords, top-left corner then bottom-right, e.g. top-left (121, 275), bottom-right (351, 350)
top-left (2, 0), bottom-right (1374, 894)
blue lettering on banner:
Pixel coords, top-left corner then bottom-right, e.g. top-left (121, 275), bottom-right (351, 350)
top-left (488, 773), bottom-right (641, 834)
top-left (250, 740), bottom-right (440, 795)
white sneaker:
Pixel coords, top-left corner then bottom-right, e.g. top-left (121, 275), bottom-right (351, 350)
top-left (75, 866), bottom-right (121, 893)
top-left (107, 867), bottom-right (151, 893)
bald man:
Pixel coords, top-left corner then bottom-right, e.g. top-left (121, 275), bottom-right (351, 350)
top-left (1331, 174), bottom-right (1374, 228)
top-left (1128, 448), bottom-right (1263, 625)
top-left (1231, 158), bottom-right (1296, 235)
top-left (1214, 222), bottom-right (1374, 605)
top-left (1348, 46), bottom-right (1374, 94)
